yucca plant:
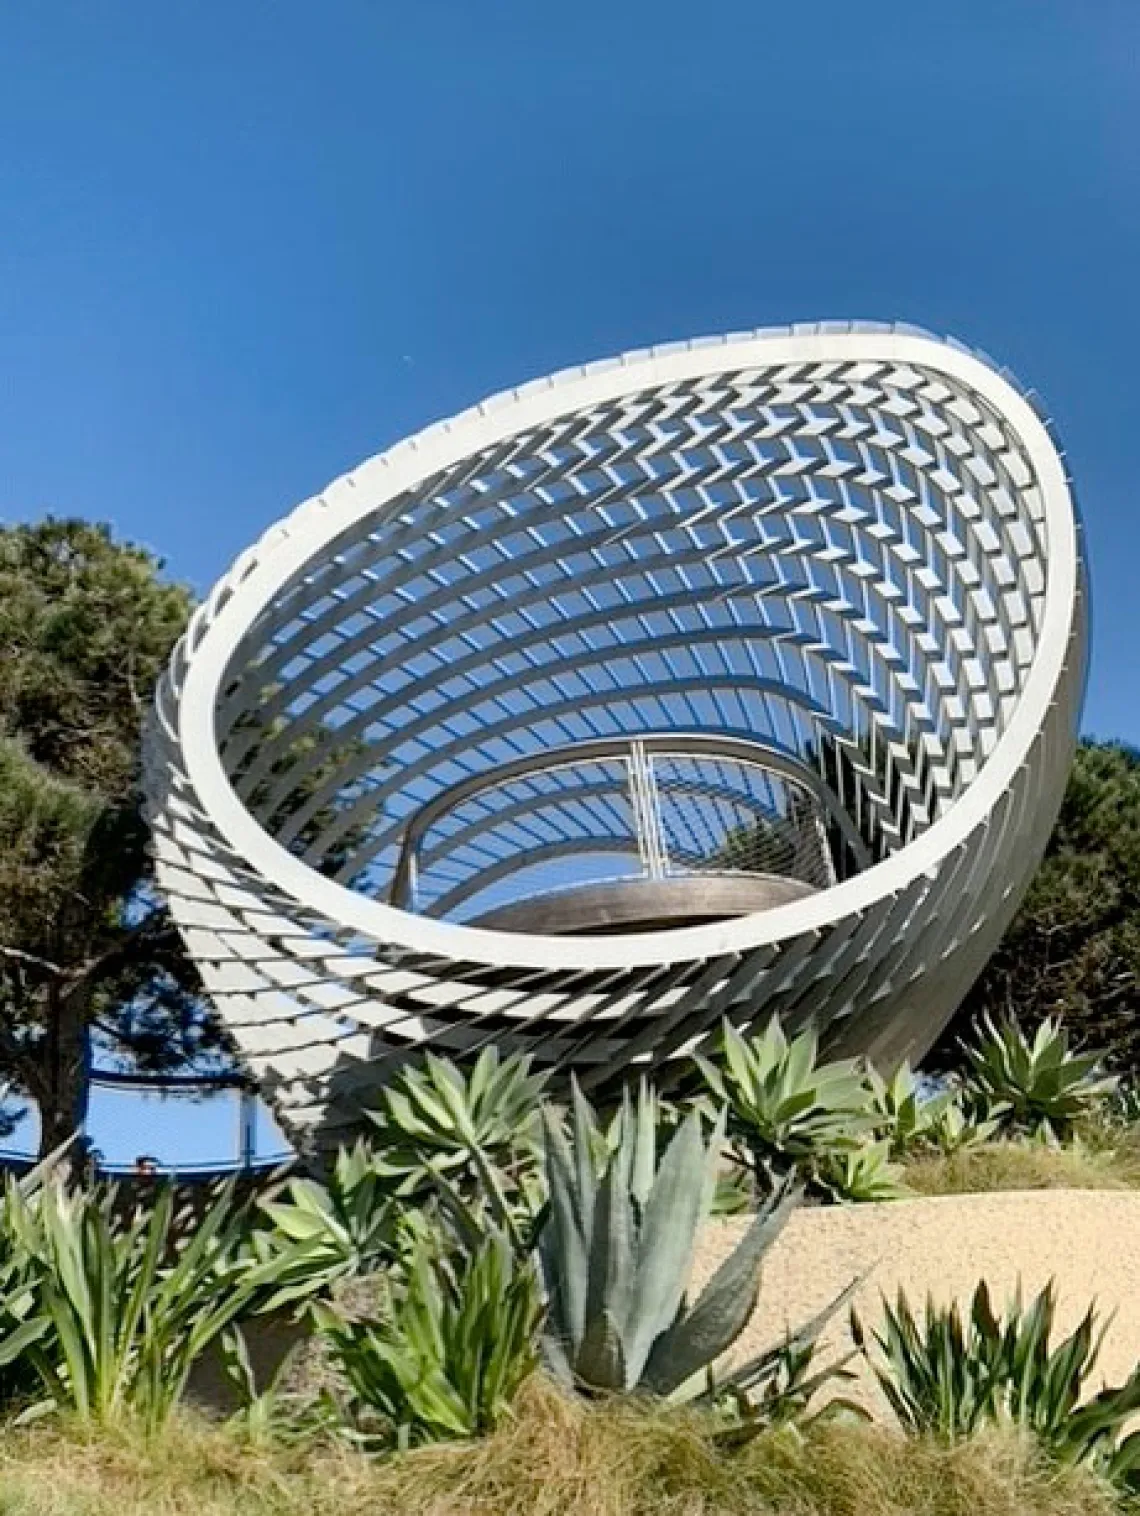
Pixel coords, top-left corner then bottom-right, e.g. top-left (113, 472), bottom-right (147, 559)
top-left (7, 1178), bottom-right (315, 1433)
top-left (0, 1172), bottom-right (50, 1410)
top-left (857, 1280), bottom-right (1140, 1488)
top-left (696, 1017), bottom-right (877, 1187)
top-left (367, 1047), bottom-right (548, 1207)
top-left (540, 1081), bottom-right (798, 1400)
top-left (319, 1224), bottom-right (543, 1448)
top-left (854, 1283), bottom-right (1010, 1440)
top-left (961, 1016), bottom-right (1118, 1140)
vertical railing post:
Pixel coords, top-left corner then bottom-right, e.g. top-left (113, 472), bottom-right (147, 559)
top-left (628, 740), bottom-right (669, 879)
top-left (239, 1084), bottom-right (257, 1172)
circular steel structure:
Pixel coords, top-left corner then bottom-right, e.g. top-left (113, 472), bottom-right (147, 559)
top-left (146, 322), bottom-right (1087, 1154)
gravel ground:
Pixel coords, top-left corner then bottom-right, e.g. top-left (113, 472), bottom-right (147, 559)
top-left (692, 1190), bottom-right (1140, 1413)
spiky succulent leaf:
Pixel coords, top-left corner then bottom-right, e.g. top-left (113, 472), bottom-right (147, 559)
top-left (539, 1082), bottom-right (798, 1400)
top-left (366, 1048), bottom-right (548, 1196)
top-left (697, 1017), bottom-right (877, 1174)
top-left (640, 1182), bottom-right (798, 1397)
top-left (961, 1016), bottom-right (1118, 1139)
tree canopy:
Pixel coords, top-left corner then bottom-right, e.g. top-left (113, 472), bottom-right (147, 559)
top-left (949, 739), bottom-right (1140, 1067)
top-left (0, 518), bottom-right (220, 1158)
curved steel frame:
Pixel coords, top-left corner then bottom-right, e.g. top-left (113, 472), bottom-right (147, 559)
top-left (388, 732), bottom-right (868, 914)
top-left (145, 322), bottom-right (1087, 1154)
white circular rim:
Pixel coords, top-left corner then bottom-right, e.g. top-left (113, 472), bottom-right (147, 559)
top-left (176, 328), bottom-right (1079, 972)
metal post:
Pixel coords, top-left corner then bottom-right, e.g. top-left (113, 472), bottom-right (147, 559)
top-left (239, 1084), bottom-right (257, 1172)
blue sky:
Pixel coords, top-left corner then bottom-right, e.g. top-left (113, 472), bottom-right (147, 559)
top-left (0, 1), bottom-right (1137, 1162)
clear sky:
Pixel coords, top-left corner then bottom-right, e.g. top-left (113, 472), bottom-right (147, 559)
top-left (0, 2), bottom-right (1137, 1162)
top-left (1, 1), bottom-right (1137, 737)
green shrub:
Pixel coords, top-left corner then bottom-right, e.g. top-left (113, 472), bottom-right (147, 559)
top-left (866, 1063), bottom-right (955, 1157)
top-left (539, 1081), bottom-right (798, 1400)
top-left (816, 1140), bottom-right (906, 1203)
top-left (258, 1139), bottom-right (400, 1294)
top-left (696, 1018), bottom-right (877, 1188)
top-left (366, 1047), bottom-right (547, 1208)
top-left (319, 1224), bottom-right (542, 1448)
top-left (0, 1177), bottom-right (312, 1433)
top-left (857, 1279), bottom-right (1140, 1490)
top-left (922, 1094), bottom-right (1006, 1155)
top-left (0, 1171), bottom-right (50, 1409)
top-left (961, 1016), bottom-right (1118, 1140)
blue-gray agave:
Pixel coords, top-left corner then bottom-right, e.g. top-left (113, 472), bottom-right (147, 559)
top-left (539, 1083), bottom-right (798, 1401)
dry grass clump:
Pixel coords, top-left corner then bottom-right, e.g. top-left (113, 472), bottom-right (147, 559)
top-left (901, 1138), bottom-right (1140, 1197)
top-left (0, 1379), bottom-right (1120, 1516)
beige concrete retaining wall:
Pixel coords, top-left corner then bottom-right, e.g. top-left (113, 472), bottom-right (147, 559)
top-left (693, 1189), bottom-right (1140, 1412)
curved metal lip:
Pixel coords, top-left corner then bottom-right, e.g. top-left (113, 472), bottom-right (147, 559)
top-left (468, 872), bottom-right (821, 936)
top-left (387, 731), bottom-right (870, 912)
top-left (172, 324), bottom-right (1081, 974)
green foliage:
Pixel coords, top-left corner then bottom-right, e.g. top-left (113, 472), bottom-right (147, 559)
top-left (713, 1281), bottom-right (864, 1443)
top-left (855, 1284), bottom-right (1013, 1441)
top-left (960, 1015), bottom-right (1118, 1140)
top-left (815, 1140), bottom-right (905, 1203)
top-left (539, 1081), bottom-right (798, 1400)
top-left (921, 1096), bottom-right (1006, 1155)
top-left (857, 1280), bottom-right (1140, 1489)
top-left (0, 519), bottom-right (207, 1155)
top-left (257, 1140), bottom-right (400, 1298)
top-left (959, 739), bottom-right (1140, 1070)
top-left (319, 1225), bottom-right (542, 1448)
top-left (866, 1064), bottom-right (955, 1158)
top-left (0, 1170), bottom-right (51, 1409)
top-left (696, 1018), bottom-right (877, 1187)
top-left (366, 1047), bottom-right (547, 1207)
top-left (0, 1175), bottom-right (312, 1433)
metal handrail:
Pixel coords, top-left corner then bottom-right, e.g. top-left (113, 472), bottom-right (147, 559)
top-left (389, 730), bottom-right (871, 913)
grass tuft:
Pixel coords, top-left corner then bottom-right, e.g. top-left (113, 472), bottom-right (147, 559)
top-left (900, 1138), bottom-right (1140, 1196)
top-left (0, 1379), bottom-right (1119, 1516)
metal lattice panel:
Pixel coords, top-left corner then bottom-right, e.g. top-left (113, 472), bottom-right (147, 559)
top-left (144, 323), bottom-right (1087, 1155)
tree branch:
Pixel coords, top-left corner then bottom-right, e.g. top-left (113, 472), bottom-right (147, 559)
top-left (0, 942), bottom-right (66, 977)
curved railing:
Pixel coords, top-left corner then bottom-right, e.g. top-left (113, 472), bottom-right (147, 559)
top-left (390, 733), bottom-right (871, 924)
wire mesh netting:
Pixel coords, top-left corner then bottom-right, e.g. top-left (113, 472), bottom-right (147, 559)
top-left (402, 742), bottom-right (836, 922)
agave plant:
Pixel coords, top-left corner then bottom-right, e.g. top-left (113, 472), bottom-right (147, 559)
top-left (815, 1140), bottom-right (905, 1203)
top-left (712, 1279), bottom-right (865, 1444)
top-left (258, 1140), bottom-right (400, 1297)
top-left (856, 1279), bottom-right (1140, 1487)
top-left (696, 1018), bottom-right (877, 1186)
top-left (319, 1223), bottom-right (543, 1448)
top-left (961, 1016), bottom-right (1118, 1140)
top-left (922, 1094), bottom-right (1006, 1155)
top-left (866, 1064), bottom-right (956, 1157)
top-left (539, 1081), bottom-right (798, 1400)
top-left (5, 1177), bottom-right (316, 1433)
top-left (367, 1048), bottom-right (548, 1206)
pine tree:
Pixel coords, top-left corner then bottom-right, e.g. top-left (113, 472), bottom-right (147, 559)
top-left (0, 518), bottom-right (213, 1158)
top-left (944, 739), bottom-right (1140, 1068)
